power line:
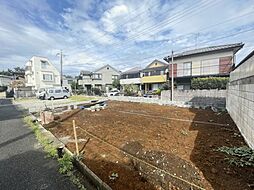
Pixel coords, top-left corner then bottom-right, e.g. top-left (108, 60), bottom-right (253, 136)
top-left (71, 0), bottom-right (212, 54)
top-left (72, 7), bottom-right (253, 65)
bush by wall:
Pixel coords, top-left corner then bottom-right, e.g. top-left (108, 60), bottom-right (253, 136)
top-left (191, 77), bottom-right (229, 90)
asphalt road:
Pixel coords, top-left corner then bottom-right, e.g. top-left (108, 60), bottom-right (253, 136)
top-left (0, 98), bottom-right (78, 190)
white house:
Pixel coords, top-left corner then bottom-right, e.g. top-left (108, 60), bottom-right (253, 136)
top-left (25, 56), bottom-right (61, 90)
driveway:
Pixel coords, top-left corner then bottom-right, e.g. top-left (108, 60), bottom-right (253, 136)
top-left (0, 98), bottom-right (78, 190)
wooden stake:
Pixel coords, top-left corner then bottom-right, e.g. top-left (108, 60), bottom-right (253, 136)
top-left (73, 120), bottom-right (79, 155)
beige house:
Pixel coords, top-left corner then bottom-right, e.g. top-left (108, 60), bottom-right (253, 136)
top-left (25, 56), bottom-right (61, 90)
top-left (78, 64), bottom-right (121, 92)
top-left (164, 43), bottom-right (244, 90)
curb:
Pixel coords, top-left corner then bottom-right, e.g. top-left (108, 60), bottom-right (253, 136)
top-left (33, 116), bottom-right (112, 190)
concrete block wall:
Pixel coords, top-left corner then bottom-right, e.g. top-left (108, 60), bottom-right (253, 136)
top-left (227, 53), bottom-right (254, 149)
top-left (161, 89), bottom-right (226, 108)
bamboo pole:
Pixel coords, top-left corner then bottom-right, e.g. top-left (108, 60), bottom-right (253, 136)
top-left (73, 120), bottom-right (79, 156)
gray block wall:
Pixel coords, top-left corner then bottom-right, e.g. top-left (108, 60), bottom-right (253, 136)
top-left (226, 53), bottom-right (254, 149)
top-left (161, 89), bottom-right (226, 108)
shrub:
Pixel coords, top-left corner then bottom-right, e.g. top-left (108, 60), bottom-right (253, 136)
top-left (216, 146), bottom-right (254, 167)
top-left (92, 88), bottom-right (101, 96)
top-left (124, 84), bottom-right (139, 96)
top-left (112, 79), bottom-right (120, 89)
top-left (191, 77), bottom-right (229, 90)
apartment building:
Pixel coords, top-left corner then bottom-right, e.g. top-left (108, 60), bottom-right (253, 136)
top-left (164, 43), bottom-right (244, 90)
top-left (78, 64), bottom-right (121, 92)
top-left (25, 56), bottom-right (61, 90)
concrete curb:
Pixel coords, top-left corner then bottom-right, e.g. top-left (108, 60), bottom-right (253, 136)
top-left (31, 116), bottom-right (112, 190)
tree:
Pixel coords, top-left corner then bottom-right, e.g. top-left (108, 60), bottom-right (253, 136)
top-left (112, 79), bottom-right (120, 89)
top-left (0, 67), bottom-right (25, 76)
top-left (124, 84), bottom-right (139, 96)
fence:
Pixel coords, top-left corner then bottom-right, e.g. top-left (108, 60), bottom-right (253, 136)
top-left (226, 51), bottom-right (254, 149)
top-left (14, 87), bottom-right (36, 98)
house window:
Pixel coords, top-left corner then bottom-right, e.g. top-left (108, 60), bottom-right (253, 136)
top-left (144, 72), bottom-right (149, 76)
top-left (41, 60), bottom-right (49, 69)
top-left (112, 75), bottom-right (118, 80)
top-left (42, 74), bottom-right (53, 81)
top-left (183, 62), bottom-right (192, 76)
top-left (201, 59), bottom-right (219, 75)
top-left (93, 73), bottom-right (102, 79)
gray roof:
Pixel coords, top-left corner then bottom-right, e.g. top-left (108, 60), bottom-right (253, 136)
top-left (164, 43), bottom-right (244, 62)
top-left (122, 67), bottom-right (142, 74)
top-left (80, 70), bottom-right (91, 75)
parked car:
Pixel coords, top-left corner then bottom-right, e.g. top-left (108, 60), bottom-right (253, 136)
top-left (105, 89), bottom-right (120, 97)
top-left (44, 88), bottom-right (71, 100)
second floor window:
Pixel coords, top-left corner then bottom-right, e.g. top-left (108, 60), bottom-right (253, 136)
top-left (41, 60), bottom-right (49, 69)
top-left (183, 62), bottom-right (192, 76)
top-left (93, 73), bottom-right (102, 79)
top-left (112, 75), bottom-right (118, 80)
top-left (43, 74), bottom-right (53, 81)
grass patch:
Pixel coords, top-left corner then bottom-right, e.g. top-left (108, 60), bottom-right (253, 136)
top-left (216, 146), bottom-right (254, 167)
top-left (24, 116), bottom-right (86, 190)
top-left (69, 95), bottom-right (95, 102)
top-left (14, 97), bottom-right (37, 103)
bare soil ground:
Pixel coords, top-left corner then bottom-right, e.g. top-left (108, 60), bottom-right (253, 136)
top-left (46, 101), bottom-right (254, 190)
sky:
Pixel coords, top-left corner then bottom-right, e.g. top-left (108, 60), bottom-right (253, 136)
top-left (0, 0), bottom-right (254, 76)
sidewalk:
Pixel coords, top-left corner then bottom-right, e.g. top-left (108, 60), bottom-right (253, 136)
top-left (0, 98), bottom-right (78, 190)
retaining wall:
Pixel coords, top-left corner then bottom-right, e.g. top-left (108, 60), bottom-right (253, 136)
top-left (110, 89), bottom-right (226, 109)
top-left (161, 89), bottom-right (226, 108)
top-left (226, 52), bottom-right (254, 149)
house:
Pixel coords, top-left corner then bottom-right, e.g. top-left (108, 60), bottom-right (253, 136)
top-left (78, 64), bottom-right (121, 92)
top-left (163, 43), bottom-right (244, 90)
top-left (141, 60), bottom-right (168, 93)
top-left (120, 67), bottom-right (142, 91)
top-left (25, 56), bottom-right (61, 90)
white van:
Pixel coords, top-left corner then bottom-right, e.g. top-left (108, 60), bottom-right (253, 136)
top-left (45, 88), bottom-right (71, 100)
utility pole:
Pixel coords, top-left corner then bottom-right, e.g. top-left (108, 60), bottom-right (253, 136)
top-left (171, 50), bottom-right (174, 101)
top-left (57, 50), bottom-right (64, 87)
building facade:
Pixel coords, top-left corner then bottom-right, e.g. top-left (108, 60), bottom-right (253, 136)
top-left (141, 60), bottom-right (168, 93)
top-left (78, 64), bottom-right (121, 92)
top-left (25, 56), bottom-right (61, 90)
top-left (120, 67), bottom-right (142, 91)
top-left (164, 43), bottom-right (244, 90)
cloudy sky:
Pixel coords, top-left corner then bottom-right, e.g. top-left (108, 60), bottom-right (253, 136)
top-left (0, 0), bottom-right (254, 75)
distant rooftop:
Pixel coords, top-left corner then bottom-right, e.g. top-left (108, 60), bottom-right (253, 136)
top-left (80, 70), bottom-right (91, 75)
top-left (122, 67), bottom-right (142, 74)
top-left (164, 43), bottom-right (244, 62)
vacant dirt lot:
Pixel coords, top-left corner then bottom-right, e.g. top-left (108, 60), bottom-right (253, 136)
top-left (47, 101), bottom-right (254, 190)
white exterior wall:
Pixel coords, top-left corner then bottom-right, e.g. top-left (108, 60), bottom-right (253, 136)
top-left (25, 56), bottom-right (61, 90)
top-left (120, 78), bottom-right (141, 85)
top-left (170, 51), bottom-right (233, 77)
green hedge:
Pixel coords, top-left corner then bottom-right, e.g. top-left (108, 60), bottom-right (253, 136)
top-left (191, 77), bottom-right (229, 90)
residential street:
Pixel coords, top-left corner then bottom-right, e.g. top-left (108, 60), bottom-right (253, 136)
top-left (0, 98), bottom-right (77, 190)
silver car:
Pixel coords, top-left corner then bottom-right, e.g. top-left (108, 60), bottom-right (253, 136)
top-left (45, 88), bottom-right (70, 100)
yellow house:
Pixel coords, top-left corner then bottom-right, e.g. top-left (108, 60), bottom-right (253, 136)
top-left (141, 60), bottom-right (168, 93)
